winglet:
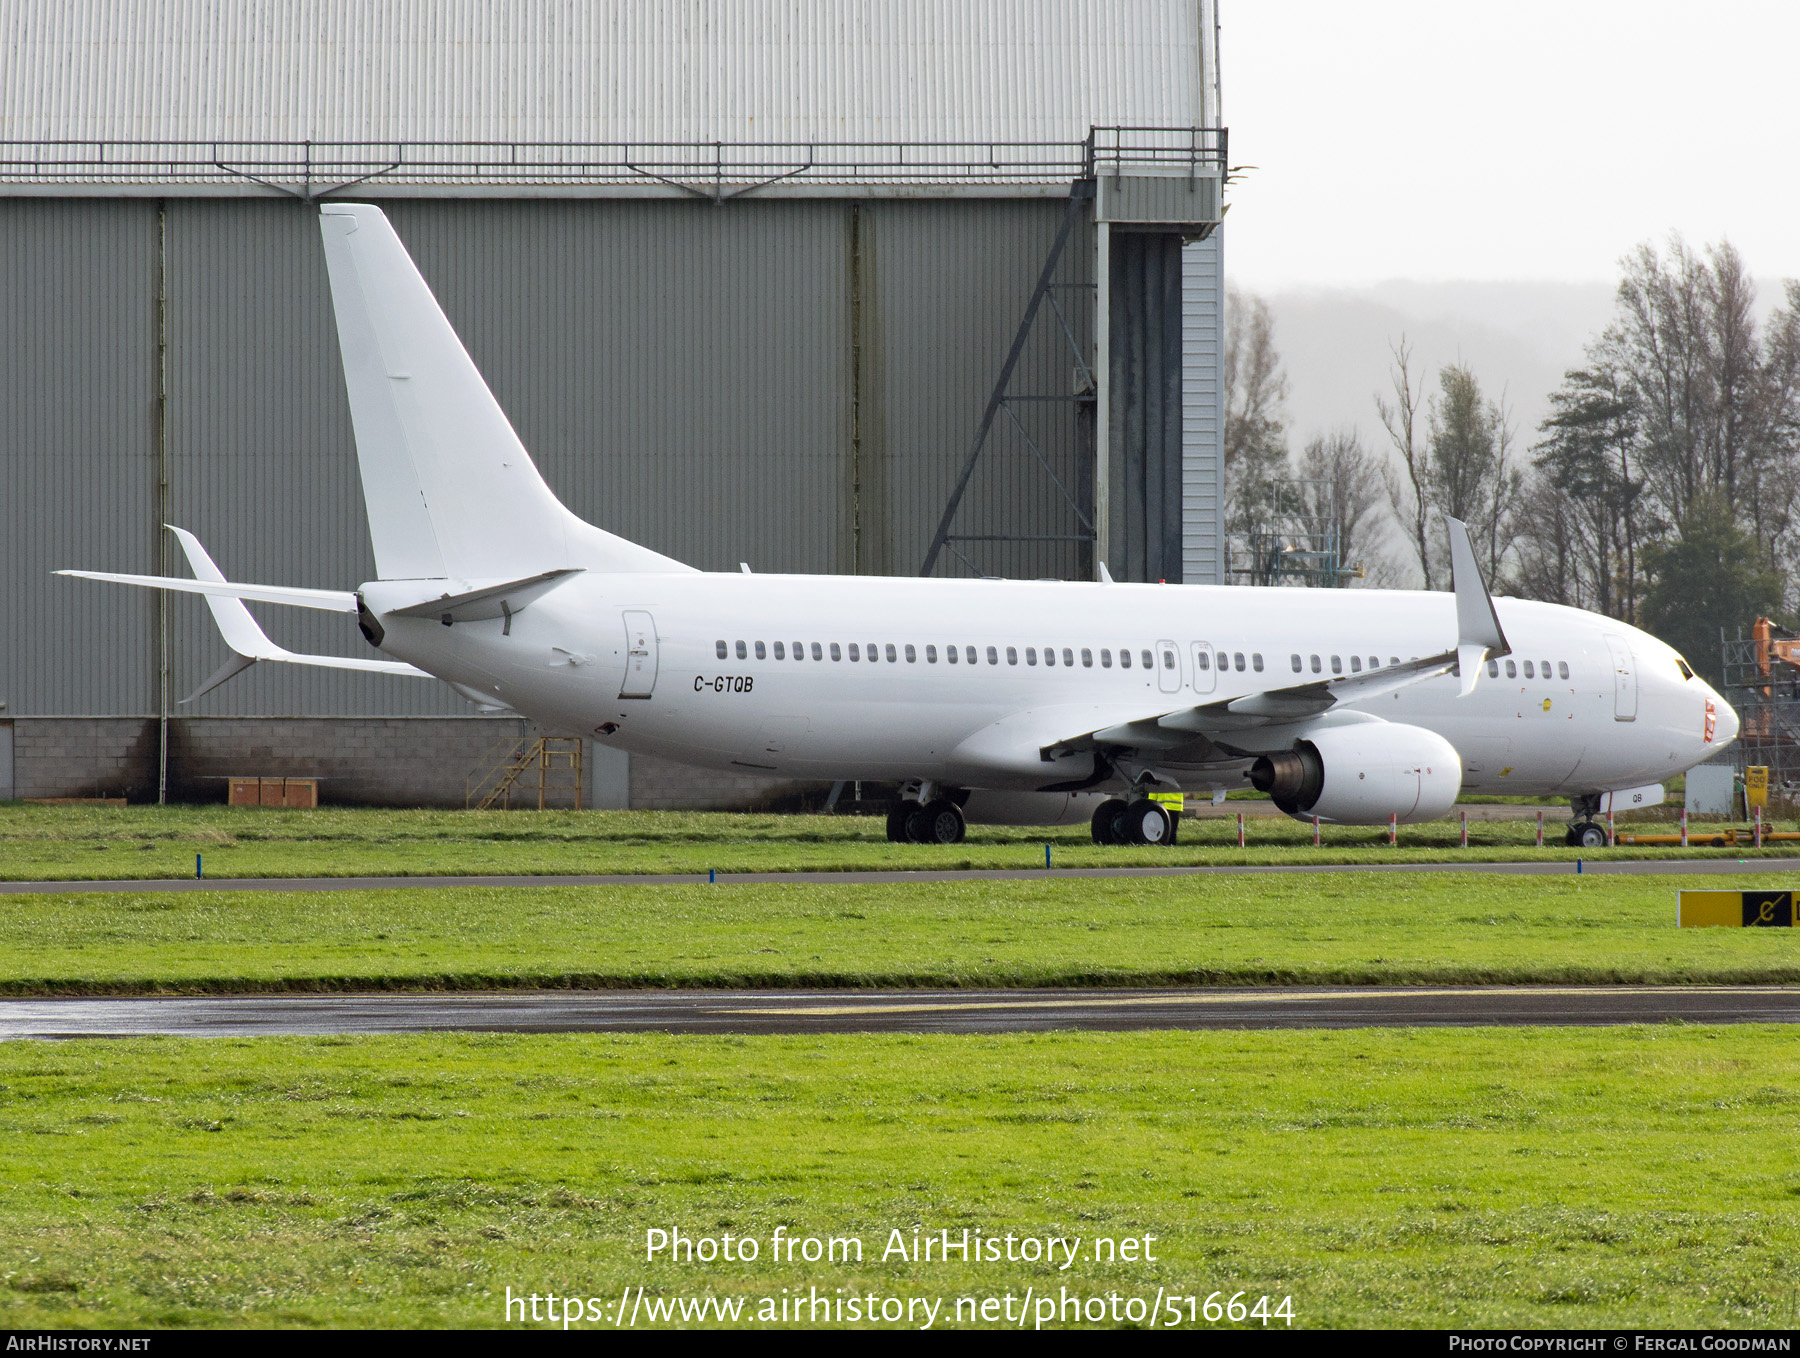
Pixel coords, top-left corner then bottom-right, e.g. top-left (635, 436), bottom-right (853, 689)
top-left (1445, 516), bottom-right (1510, 696)
top-left (1098, 563), bottom-right (1114, 585)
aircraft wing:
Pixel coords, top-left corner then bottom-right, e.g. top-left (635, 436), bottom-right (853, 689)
top-left (1032, 517), bottom-right (1511, 782)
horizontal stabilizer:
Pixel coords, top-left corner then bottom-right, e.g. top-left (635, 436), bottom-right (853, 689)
top-left (58, 569), bottom-right (358, 613)
top-left (387, 568), bottom-right (583, 625)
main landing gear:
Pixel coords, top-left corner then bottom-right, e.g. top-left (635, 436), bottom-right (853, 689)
top-left (1563, 793), bottom-right (1612, 848)
top-left (885, 791), bottom-right (967, 845)
top-left (1091, 796), bottom-right (1179, 846)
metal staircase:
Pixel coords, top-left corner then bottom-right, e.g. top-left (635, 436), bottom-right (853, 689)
top-left (465, 736), bottom-right (585, 810)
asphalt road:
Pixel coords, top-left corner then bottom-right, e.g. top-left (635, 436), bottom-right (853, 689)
top-left (5, 856), bottom-right (1800, 895)
top-left (3, 985), bottom-right (1796, 1039)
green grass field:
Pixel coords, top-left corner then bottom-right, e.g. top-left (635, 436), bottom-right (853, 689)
top-left (0, 1027), bottom-right (1796, 1329)
top-left (3, 872), bottom-right (1799, 993)
top-left (0, 804), bottom-right (1791, 882)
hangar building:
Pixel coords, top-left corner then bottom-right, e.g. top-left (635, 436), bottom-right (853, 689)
top-left (0, 0), bottom-right (1225, 808)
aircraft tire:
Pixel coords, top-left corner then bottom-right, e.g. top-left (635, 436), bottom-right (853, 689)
top-left (1121, 798), bottom-right (1173, 846)
top-left (920, 798), bottom-right (966, 845)
top-left (1092, 798), bottom-right (1127, 844)
top-left (1569, 821), bottom-right (1611, 849)
top-left (885, 803), bottom-right (912, 843)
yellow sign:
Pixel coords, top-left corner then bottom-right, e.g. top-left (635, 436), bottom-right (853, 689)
top-left (1678, 890), bottom-right (1795, 927)
top-left (1746, 766), bottom-right (1769, 810)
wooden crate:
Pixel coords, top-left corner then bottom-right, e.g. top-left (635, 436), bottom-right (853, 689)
top-left (228, 778), bottom-right (261, 807)
top-left (283, 778), bottom-right (319, 809)
top-left (259, 777), bottom-right (287, 807)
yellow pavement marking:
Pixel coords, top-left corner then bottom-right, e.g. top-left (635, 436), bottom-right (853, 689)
top-left (715, 985), bottom-right (1798, 1018)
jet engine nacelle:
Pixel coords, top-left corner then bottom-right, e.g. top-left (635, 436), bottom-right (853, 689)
top-left (1249, 723), bottom-right (1462, 825)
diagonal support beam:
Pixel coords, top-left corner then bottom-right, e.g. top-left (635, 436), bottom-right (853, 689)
top-left (920, 180), bottom-right (1094, 576)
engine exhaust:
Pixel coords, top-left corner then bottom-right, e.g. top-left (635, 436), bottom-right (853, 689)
top-left (1250, 743), bottom-right (1325, 816)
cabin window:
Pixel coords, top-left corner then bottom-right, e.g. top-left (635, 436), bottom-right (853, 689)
top-left (1540, 659), bottom-right (1550, 678)
top-left (1504, 659), bottom-right (1516, 678)
top-left (882, 643), bottom-right (894, 662)
top-left (1233, 652), bottom-right (1245, 672)
top-left (1487, 659), bottom-right (1499, 677)
top-left (1560, 661), bottom-right (1571, 680)
top-left (1291, 654), bottom-right (1302, 673)
top-left (1350, 655), bottom-right (1362, 673)
top-left (735, 640), bottom-right (747, 659)
top-left (810, 642), bottom-right (822, 660)
top-left (965, 646), bottom-right (977, 665)
top-left (1252, 653), bottom-right (1264, 672)
top-left (1158, 648), bottom-right (1172, 671)
top-left (1081, 648), bottom-right (1093, 667)
top-left (1141, 649), bottom-right (1154, 669)
top-left (947, 645), bottom-right (958, 664)
top-left (772, 642), bottom-right (785, 659)
top-left (1215, 651), bottom-right (1228, 671)
top-left (926, 645), bottom-right (938, 663)
top-left (1310, 654), bottom-right (1322, 673)
top-left (1368, 656), bottom-right (1379, 670)
top-left (1197, 651), bottom-right (1211, 672)
top-left (1067, 648), bottom-right (1079, 668)
top-left (987, 646), bottom-right (999, 665)
top-left (1522, 660), bottom-right (1534, 678)
top-left (1119, 649), bottom-right (1131, 669)
top-left (1006, 646), bottom-right (1018, 665)
top-left (828, 643), bottom-right (840, 661)
top-left (904, 644), bottom-right (916, 663)
top-left (1026, 647), bottom-right (1038, 666)
top-left (1100, 649), bottom-right (1113, 668)
top-left (1330, 655), bottom-right (1342, 674)
top-left (716, 640), bottom-right (728, 659)
top-left (848, 643), bottom-right (860, 661)
top-left (753, 641), bottom-right (765, 659)
top-left (1044, 647), bottom-right (1056, 667)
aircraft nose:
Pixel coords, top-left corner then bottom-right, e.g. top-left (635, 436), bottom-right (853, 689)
top-left (1708, 685), bottom-right (1740, 748)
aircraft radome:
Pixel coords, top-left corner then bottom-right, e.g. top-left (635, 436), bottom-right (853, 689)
top-left (61, 204), bottom-right (1739, 849)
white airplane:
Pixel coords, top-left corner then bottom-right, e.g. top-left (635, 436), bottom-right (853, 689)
top-left (62, 204), bottom-right (1739, 849)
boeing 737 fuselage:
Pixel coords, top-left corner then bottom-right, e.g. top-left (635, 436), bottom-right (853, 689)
top-left (61, 204), bottom-right (1740, 849)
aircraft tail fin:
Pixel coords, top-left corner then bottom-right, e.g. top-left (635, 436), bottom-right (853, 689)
top-left (318, 203), bottom-right (692, 582)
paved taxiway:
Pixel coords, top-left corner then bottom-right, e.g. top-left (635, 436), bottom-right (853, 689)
top-left (2, 986), bottom-right (1796, 1039)
top-left (5, 855), bottom-right (1800, 895)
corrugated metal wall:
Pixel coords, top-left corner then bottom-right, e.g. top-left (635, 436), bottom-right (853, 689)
top-left (1181, 230), bottom-right (1224, 584)
top-left (1, 0), bottom-right (1209, 145)
top-left (2, 194), bottom-right (1088, 716)
top-left (0, 200), bottom-right (160, 715)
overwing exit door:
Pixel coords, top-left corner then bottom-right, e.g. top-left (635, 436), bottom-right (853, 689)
top-left (620, 611), bottom-right (659, 698)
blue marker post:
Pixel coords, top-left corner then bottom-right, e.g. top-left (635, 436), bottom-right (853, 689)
top-left (1576, 859), bottom-right (1583, 875)
top-left (708, 868), bottom-right (716, 884)
top-left (196, 853), bottom-right (203, 880)
top-left (1045, 844), bottom-right (1052, 869)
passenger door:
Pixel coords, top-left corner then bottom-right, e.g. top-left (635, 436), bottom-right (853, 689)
top-left (620, 611), bottom-right (659, 699)
top-left (1603, 634), bottom-right (1637, 721)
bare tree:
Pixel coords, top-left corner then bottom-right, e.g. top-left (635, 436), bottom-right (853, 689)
top-left (1375, 337), bottom-right (1433, 587)
top-left (1426, 363), bottom-right (1520, 582)
top-left (1223, 286), bottom-right (1290, 550)
top-left (1297, 429), bottom-right (1385, 585)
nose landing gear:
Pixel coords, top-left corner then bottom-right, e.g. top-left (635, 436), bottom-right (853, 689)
top-left (1564, 793), bottom-right (1612, 848)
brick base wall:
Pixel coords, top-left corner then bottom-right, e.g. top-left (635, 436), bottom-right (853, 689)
top-left (6, 716), bottom-right (832, 812)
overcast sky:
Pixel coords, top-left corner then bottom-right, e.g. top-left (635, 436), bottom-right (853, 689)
top-left (1220, 0), bottom-right (1800, 289)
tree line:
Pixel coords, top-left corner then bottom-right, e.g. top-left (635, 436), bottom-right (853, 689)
top-left (1223, 235), bottom-right (1800, 682)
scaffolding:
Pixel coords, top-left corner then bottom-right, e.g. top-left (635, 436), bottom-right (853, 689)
top-left (1720, 619), bottom-right (1800, 788)
top-left (1228, 479), bottom-right (1362, 588)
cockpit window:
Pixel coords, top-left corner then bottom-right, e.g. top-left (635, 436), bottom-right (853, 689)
top-left (1675, 656), bottom-right (1694, 681)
